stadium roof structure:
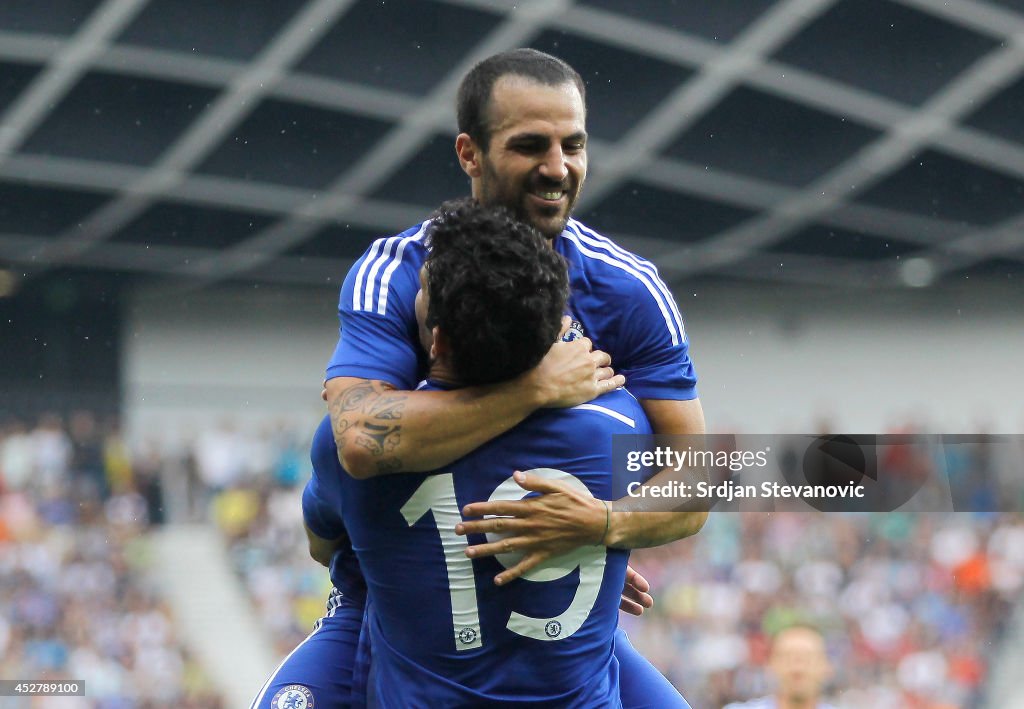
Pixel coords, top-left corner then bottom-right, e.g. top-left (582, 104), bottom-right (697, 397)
top-left (1, 0), bottom-right (1024, 291)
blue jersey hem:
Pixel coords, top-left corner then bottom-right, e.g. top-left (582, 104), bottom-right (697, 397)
top-left (326, 365), bottom-right (410, 390)
top-left (626, 385), bottom-right (698, 402)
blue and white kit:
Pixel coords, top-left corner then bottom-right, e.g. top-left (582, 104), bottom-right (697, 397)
top-left (252, 218), bottom-right (696, 708)
top-left (327, 218), bottom-right (697, 402)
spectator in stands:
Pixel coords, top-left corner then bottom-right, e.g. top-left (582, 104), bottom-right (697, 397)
top-left (725, 623), bottom-right (836, 709)
top-left (0, 417), bottom-right (33, 492)
top-left (32, 412), bottom-right (72, 488)
top-left (70, 410), bottom-right (106, 500)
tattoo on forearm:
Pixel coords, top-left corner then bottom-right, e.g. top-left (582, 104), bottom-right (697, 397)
top-left (329, 381), bottom-right (407, 472)
top-left (367, 395), bottom-right (406, 420)
top-left (354, 423), bottom-right (401, 456)
top-left (337, 382), bottom-right (375, 412)
top-left (333, 419), bottom-right (351, 451)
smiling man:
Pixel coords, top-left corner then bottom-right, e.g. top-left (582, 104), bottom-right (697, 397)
top-left (327, 48), bottom-right (706, 554)
top-left (305, 48), bottom-right (706, 708)
top-left (459, 74), bottom-right (588, 239)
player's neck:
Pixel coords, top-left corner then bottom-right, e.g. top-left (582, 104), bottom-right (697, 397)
top-left (427, 359), bottom-right (462, 389)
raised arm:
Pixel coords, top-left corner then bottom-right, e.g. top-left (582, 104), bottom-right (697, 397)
top-left (329, 335), bottom-right (624, 479)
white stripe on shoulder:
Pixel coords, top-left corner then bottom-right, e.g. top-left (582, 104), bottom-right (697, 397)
top-left (376, 224), bottom-right (427, 315)
top-left (354, 222), bottom-right (429, 314)
top-left (352, 235), bottom-right (393, 311)
top-left (571, 403), bottom-right (636, 428)
top-left (568, 220), bottom-right (686, 344)
top-left (562, 226), bottom-right (682, 346)
top-left (362, 235), bottom-right (401, 311)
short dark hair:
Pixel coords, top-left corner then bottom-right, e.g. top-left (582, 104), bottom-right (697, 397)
top-left (424, 198), bottom-right (569, 386)
top-left (770, 622), bottom-right (826, 649)
top-left (456, 48), bottom-right (586, 150)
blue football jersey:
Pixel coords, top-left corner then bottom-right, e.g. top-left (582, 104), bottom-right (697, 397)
top-left (303, 439), bottom-right (366, 606)
top-left (326, 218), bottom-right (697, 401)
top-left (306, 385), bottom-right (651, 707)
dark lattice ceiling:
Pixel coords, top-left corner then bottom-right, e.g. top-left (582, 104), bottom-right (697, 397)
top-left (2, 0), bottom-right (1024, 292)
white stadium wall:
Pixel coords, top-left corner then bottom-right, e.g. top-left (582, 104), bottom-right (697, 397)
top-left (681, 280), bottom-right (1024, 434)
top-left (122, 284), bottom-right (341, 448)
top-left (121, 279), bottom-right (1024, 443)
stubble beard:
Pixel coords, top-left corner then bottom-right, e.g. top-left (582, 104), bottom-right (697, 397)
top-left (528, 194), bottom-right (575, 240)
top-left (480, 163), bottom-right (578, 240)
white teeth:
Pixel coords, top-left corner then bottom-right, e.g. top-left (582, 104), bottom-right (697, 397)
top-left (538, 191), bottom-right (563, 200)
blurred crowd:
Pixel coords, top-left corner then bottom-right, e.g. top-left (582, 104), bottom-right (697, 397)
top-left (0, 412), bottom-right (222, 708)
top-left (2, 411), bottom-right (1021, 708)
top-left (163, 418), bottom-right (329, 658)
top-left (626, 511), bottom-right (1020, 708)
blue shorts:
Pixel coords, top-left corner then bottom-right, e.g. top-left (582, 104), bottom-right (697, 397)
top-left (253, 591), bottom-right (690, 708)
top-left (615, 627), bottom-right (691, 709)
top-left (250, 589), bottom-right (364, 709)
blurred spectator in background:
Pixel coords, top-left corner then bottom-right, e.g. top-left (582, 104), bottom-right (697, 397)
top-left (724, 623), bottom-right (836, 708)
top-left (194, 421), bottom-right (245, 494)
top-left (70, 410), bottom-right (106, 501)
top-left (32, 413), bottom-right (71, 490)
top-left (0, 417), bottom-right (33, 492)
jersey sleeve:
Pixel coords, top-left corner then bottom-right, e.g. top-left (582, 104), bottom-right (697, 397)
top-left (302, 415), bottom-right (347, 540)
top-left (325, 228), bottom-right (427, 389)
top-left (616, 273), bottom-right (698, 401)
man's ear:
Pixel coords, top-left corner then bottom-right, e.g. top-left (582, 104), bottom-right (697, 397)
top-left (455, 133), bottom-right (483, 179)
top-left (430, 326), bottom-right (448, 361)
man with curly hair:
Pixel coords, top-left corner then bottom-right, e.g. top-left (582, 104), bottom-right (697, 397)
top-left (253, 200), bottom-right (684, 707)
top-left (256, 47), bottom-right (709, 709)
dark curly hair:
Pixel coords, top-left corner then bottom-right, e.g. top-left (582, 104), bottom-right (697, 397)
top-left (457, 48), bottom-right (586, 151)
top-left (424, 199), bottom-right (569, 386)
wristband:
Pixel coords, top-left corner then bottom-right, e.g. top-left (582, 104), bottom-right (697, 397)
top-left (598, 499), bottom-right (611, 546)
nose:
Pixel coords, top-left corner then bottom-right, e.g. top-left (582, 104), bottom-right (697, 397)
top-left (538, 145), bottom-right (569, 183)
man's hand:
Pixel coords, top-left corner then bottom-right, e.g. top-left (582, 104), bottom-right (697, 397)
top-left (455, 470), bottom-right (608, 586)
top-left (525, 318), bottom-right (624, 408)
top-left (455, 471), bottom-right (655, 613)
top-left (620, 565), bottom-right (654, 616)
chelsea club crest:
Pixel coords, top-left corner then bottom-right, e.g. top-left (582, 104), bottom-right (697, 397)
top-left (272, 684), bottom-right (314, 709)
top-left (561, 319), bottom-right (585, 342)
